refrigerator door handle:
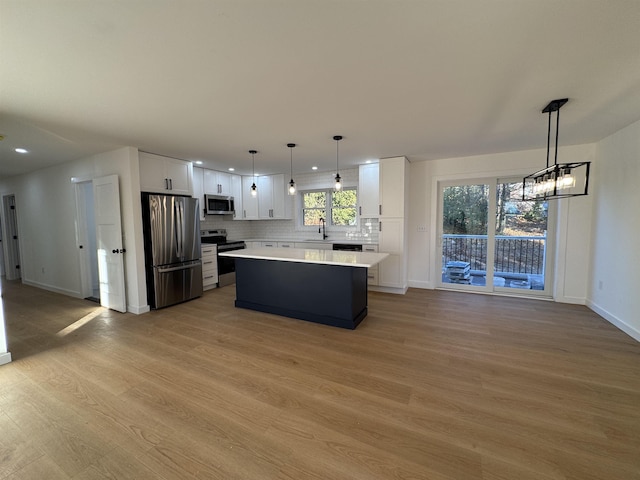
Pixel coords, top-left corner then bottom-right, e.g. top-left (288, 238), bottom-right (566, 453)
top-left (157, 262), bottom-right (201, 274)
top-left (174, 199), bottom-right (183, 259)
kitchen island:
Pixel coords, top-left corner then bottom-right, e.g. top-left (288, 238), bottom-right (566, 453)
top-left (218, 248), bottom-right (388, 329)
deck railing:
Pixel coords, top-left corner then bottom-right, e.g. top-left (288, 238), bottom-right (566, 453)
top-left (442, 234), bottom-right (546, 275)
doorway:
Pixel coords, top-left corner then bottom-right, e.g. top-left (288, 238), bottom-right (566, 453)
top-left (437, 177), bottom-right (554, 296)
top-left (75, 181), bottom-right (100, 302)
top-left (2, 195), bottom-right (22, 281)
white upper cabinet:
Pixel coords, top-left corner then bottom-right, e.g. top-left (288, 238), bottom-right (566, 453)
top-left (255, 174), bottom-right (290, 219)
top-left (204, 169), bottom-right (234, 196)
top-left (358, 163), bottom-right (379, 217)
top-left (239, 174), bottom-right (290, 220)
top-left (379, 156), bottom-right (407, 218)
top-left (192, 167), bottom-right (205, 221)
top-left (257, 175), bottom-right (274, 219)
top-left (139, 152), bottom-right (193, 195)
top-left (241, 176), bottom-right (260, 219)
top-left (230, 174), bottom-right (243, 220)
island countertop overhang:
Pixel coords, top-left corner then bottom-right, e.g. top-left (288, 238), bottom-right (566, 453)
top-left (219, 247), bottom-right (388, 268)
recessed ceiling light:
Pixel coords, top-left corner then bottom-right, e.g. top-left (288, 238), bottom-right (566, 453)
top-left (365, 160), bottom-right (372, 164)
top-left (228, 167), bottom-right (235, 171)
top-left (194, 160), bottom-right (203, 165)
top-left (15, 147), bottom-right (28, 154)
top-left (312, 166), bottom-right (318, 170)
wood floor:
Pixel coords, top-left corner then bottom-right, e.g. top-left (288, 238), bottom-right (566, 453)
top-left (1, 278), bottom-right (639, 480)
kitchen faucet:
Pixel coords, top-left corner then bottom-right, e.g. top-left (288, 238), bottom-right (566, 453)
top-left (318, 217), bottom-right (328, 239)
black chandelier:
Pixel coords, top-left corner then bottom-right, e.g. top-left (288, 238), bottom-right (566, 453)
top-left (522, 99), bottom-right (591, 201)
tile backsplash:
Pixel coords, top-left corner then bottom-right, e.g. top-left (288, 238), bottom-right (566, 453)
top-left (201, 213), bottom-right (379, 243)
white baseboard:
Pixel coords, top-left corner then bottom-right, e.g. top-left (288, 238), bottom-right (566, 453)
top-left (555, 295), bottom-right (586, 305)
top-left (22, 279), bottom-right (83, 298)
top-left (369, 285), bottom-right (408, 295)
top-left (0, 352), bottom-right (12, 366)
top-left (128, 305), bottom-right (150, 315)
top-left (587, 300), bottom-right (640, 343)
top-left (408, 280), bottom-right (433, 289)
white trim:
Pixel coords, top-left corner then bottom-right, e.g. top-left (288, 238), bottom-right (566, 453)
top-left (587, 300), bottom-right (640, 343)
top-left (22, 279), bottom-right (83, 298)
top-left (369, 285), bottom-right (408, 295)
top-left (555, 294), bottom-right (586, 305)
top-left (0, 352), bottom-right (11, 366)
top-left (407, 280), bottom-right (433, 289)
top-left (128, 304), bottom-right (150, 315)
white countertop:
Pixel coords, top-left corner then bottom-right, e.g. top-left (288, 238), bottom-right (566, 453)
top-left (219, 247), bottom-right (388, 268)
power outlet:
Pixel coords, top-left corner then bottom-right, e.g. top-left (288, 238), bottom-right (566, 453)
top-left (417, 225), bottom-right (427, 232)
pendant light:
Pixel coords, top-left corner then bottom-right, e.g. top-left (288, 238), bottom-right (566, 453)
top-left (522, 99), bottom-right (591, 201)
top-left (249, 150), bottom-right (258, 197)
top-left (333, 135), bottom-right (343, 191)
top-left (287, 143), bottom-right (296, 195)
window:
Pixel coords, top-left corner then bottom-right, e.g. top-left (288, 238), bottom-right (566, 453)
top-left (302, 188), bottom-right (357, 227)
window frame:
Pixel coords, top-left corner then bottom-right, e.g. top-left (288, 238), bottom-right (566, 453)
top-left (299, 187), bottom-right (359, 230)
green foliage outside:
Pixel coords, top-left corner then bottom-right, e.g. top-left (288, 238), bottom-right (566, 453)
top-left (302, 189), bottom-right (357, 226)
top-left (443, 183), bottom-right (548, 237)
top-left (331, 189), bottom-right (357, 226)
top-left (442, 185), bottom-right (489, 235)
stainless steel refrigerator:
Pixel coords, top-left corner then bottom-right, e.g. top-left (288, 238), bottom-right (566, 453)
top-left (142, 193), bottom-right (203, 309)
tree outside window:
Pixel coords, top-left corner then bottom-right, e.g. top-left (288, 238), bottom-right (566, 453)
top-left (302, 188), bottom-right (357, 226)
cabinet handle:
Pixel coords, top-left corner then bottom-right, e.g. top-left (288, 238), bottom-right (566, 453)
top-left (169, 178), bottom-right (173, 190)
top-left (379, 221), bottom-right (382, 232)
top-left (379, 204), bottom-right (382, 215)
top-left (204, 260), bottom-right (214, 265)
top-left (243, 209), bottom-right (246, 218)
top-left (359, 206), bottom-right (362, 215)
top-left (165, 178), bottom-right (169, 190)
top-left (204, 275), bottom-right (215, 280)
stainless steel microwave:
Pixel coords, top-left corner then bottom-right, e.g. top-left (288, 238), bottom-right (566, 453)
top-left (204, 194), bottom-right (234, 215)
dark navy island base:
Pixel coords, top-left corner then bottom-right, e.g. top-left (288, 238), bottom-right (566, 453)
top-left (233, 257), bottom-right (368, 329)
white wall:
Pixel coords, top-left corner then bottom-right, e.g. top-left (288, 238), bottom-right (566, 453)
top-left (588, 119), bottom-right (640, 341)
top-left (406, 144), bottom-right (595, 305)
top-left (0, 146), bottom-right (148, 314)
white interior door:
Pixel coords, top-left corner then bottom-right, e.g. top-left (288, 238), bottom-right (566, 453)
top-left (93, 175), bottom-right (127, 313)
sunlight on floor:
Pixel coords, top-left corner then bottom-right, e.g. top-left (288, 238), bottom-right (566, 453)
top-left (56, 306), bottom-right (107, 337)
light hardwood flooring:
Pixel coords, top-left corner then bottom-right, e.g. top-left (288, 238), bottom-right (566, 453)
top-left (1, 278), bottom-right (639, 479)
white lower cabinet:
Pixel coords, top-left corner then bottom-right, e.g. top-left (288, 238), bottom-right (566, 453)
top-left (201, 244), bottom-right (218, 290)
top-left (363, 244), bottom-right (379, 286)
top-left (378, 253), bottom-right (403, 288)
top-left (294, 242), bottom-right (331, 250)
top-left (377, 217), bottom-right (406, 290)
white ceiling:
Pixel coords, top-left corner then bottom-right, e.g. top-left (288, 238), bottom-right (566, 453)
top-left (1, 0), bottom-right (640, 179)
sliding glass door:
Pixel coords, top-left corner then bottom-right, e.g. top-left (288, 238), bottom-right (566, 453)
top-left (440, 182), bottom-right (493, 292)
top-left (438, 178), bottom-right (553, 296)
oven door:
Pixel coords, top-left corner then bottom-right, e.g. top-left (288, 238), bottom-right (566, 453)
top-left (217, 243), bottom-right (245, 286)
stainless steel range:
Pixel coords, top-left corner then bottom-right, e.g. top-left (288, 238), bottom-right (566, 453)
top-left (200, 229), bottom-right (246, 286)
